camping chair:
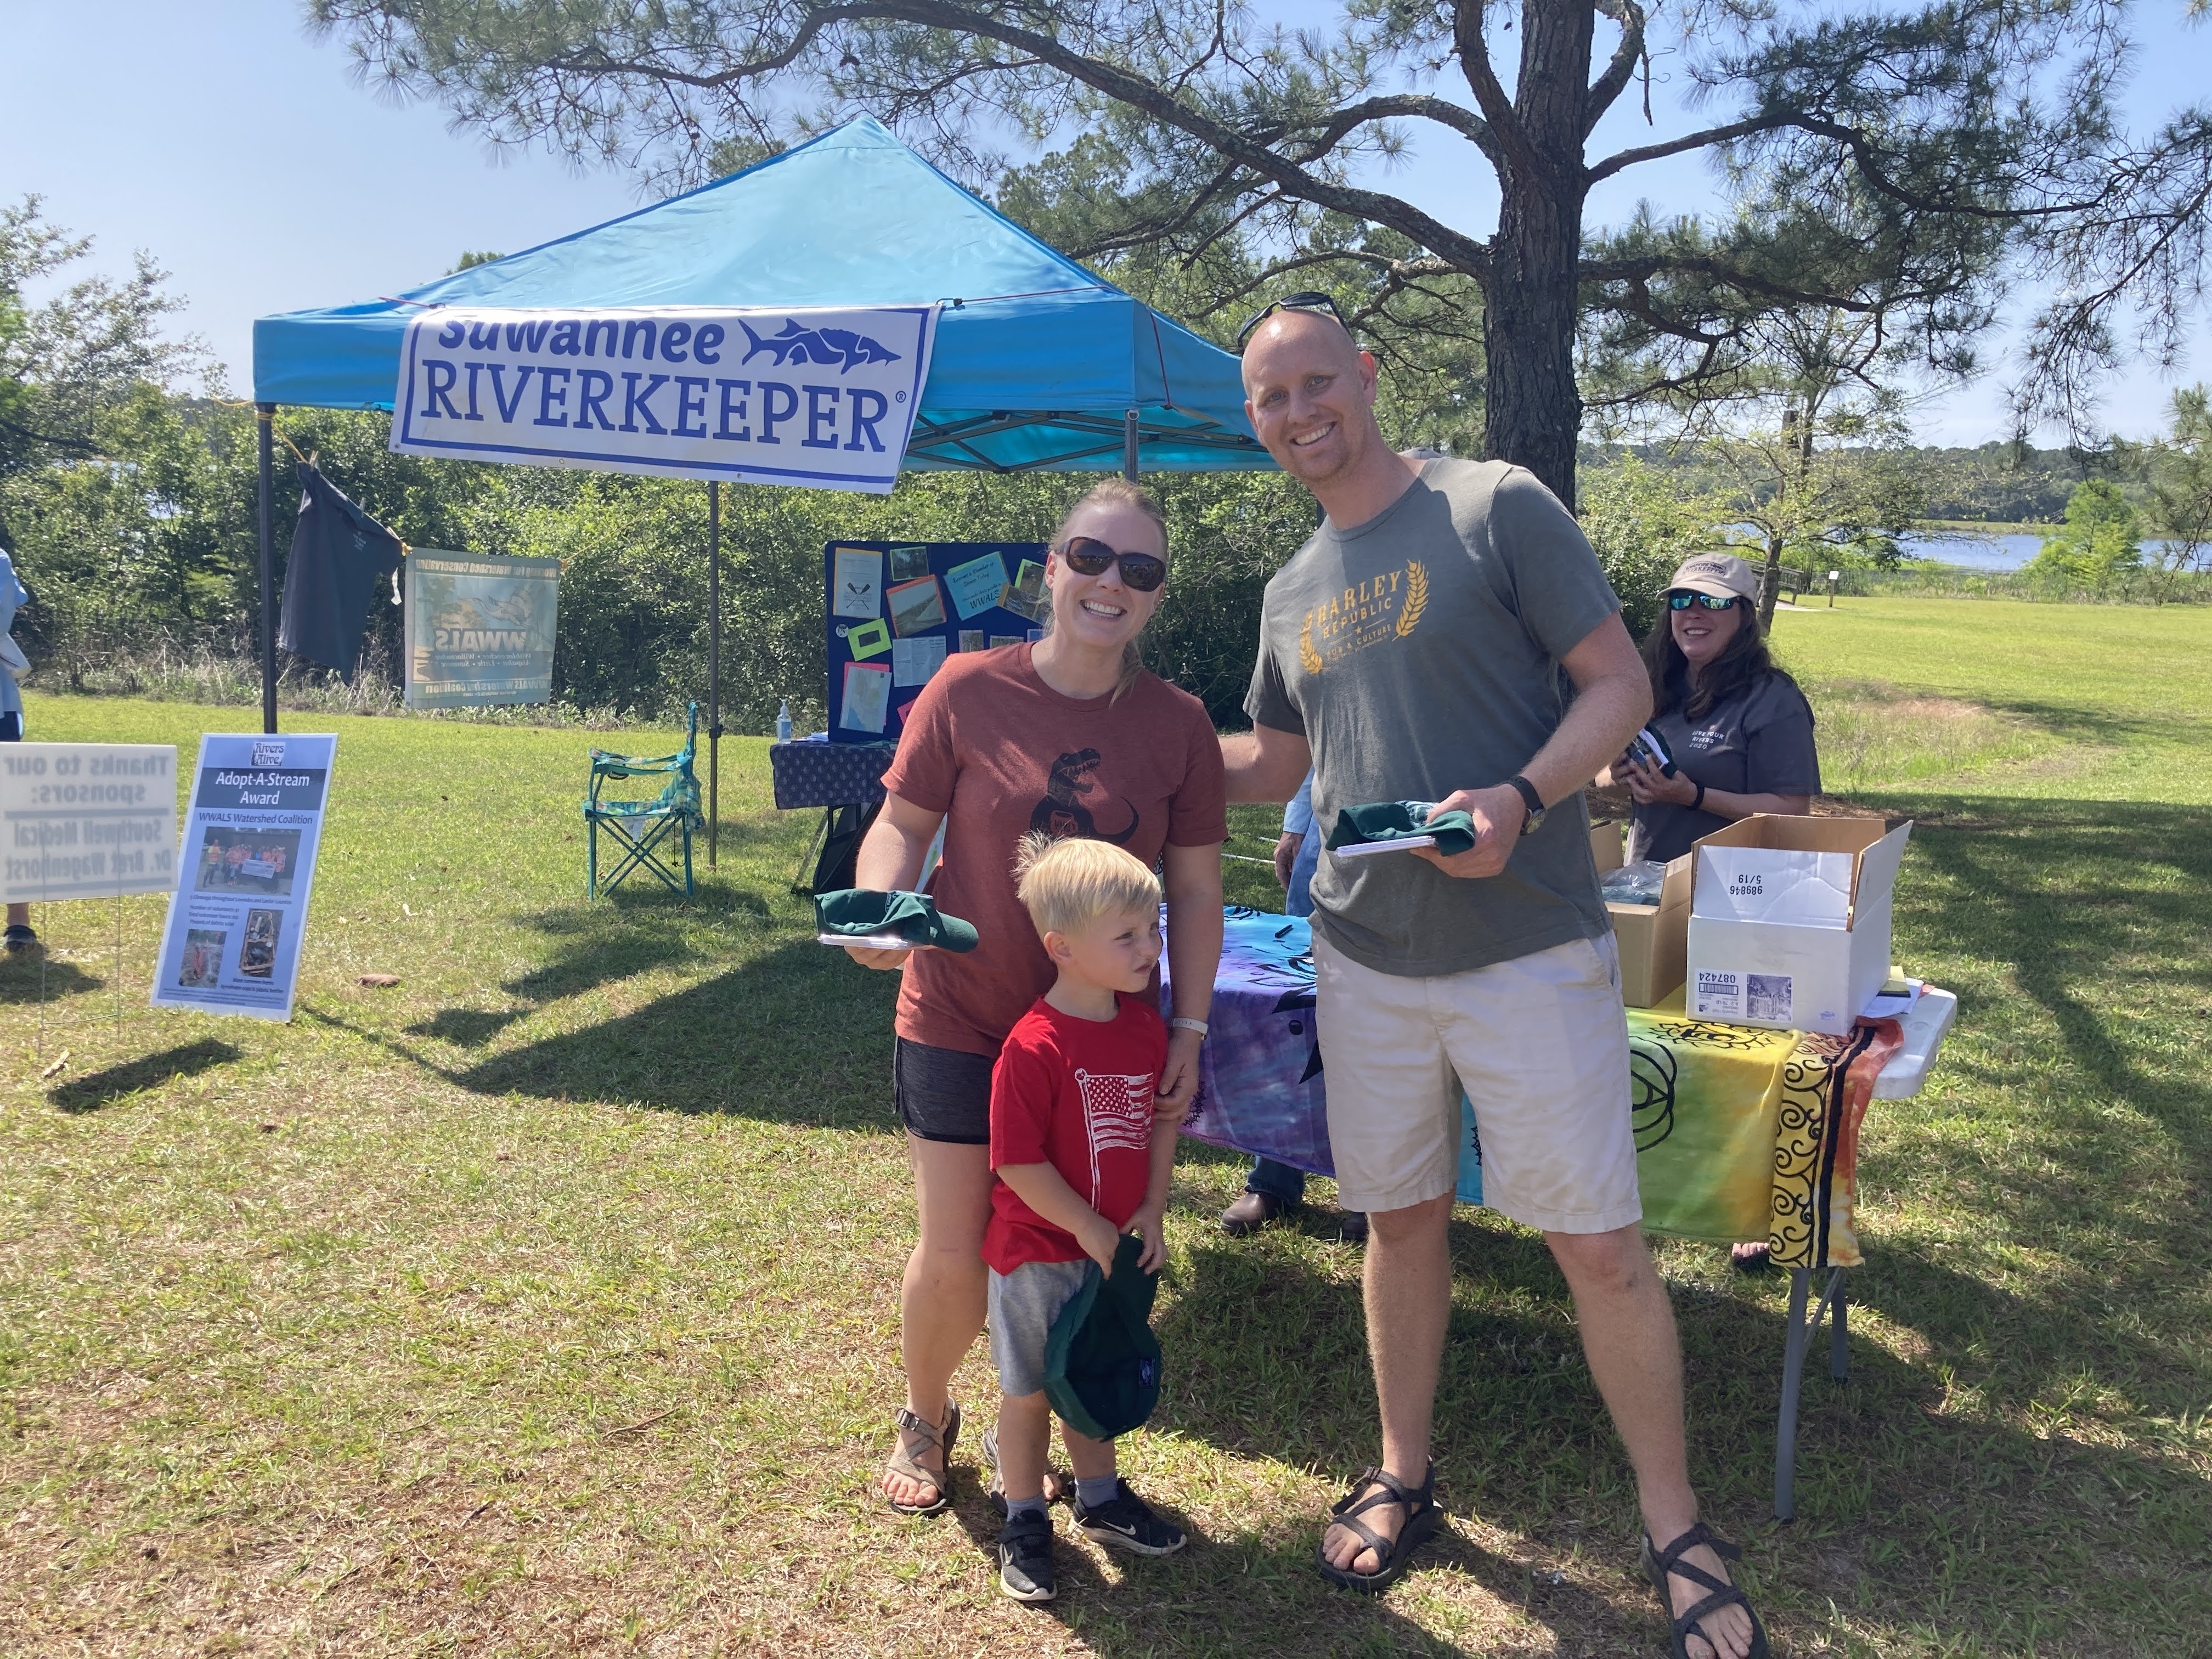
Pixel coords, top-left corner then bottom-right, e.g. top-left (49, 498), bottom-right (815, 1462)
top-left (584, 703), bottom-right (704, 898)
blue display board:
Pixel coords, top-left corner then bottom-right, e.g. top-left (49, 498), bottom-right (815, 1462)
top-left (823, 540), bottom-right (1048, 745)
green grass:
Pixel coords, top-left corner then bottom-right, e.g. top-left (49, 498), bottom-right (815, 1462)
top-left (3, 596), bottom-right (2209, 1655)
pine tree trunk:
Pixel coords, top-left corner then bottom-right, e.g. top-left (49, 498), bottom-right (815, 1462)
top-left (1479, 2), bottom-right (1595, 511)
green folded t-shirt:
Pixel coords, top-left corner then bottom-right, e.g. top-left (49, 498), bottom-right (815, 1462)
top-left (814, 888), bottom-right (980, 953)
top-left (1324, 799), bottom-right (1479, 857)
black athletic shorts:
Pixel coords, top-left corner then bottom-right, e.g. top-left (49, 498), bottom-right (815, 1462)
top-left (893, 1036), bottom-right (997, 1145)
top-left (0, 710), bottom-right (19, 742)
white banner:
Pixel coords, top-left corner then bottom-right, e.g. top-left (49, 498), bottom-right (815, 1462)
top-left (390, 304), bottom-right (937, 493)
top-left (1, 743), bottom-right (178, 903)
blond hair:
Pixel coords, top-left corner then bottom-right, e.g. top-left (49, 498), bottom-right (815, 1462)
top-left (1012, 830), bottom-right (1162, 939)
top-left (1048, 478), bottom-right (1169, 703)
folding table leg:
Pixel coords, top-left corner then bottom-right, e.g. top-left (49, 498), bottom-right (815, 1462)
top-left (1775, 1267), bottom-right (1811, 1522)
top-left (1830, 1269), bottom-right (1849, 1383)
top-left (792, 809), bottom-right (833, 895)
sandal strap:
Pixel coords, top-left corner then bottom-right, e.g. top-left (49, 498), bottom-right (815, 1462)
top-left (893, 1405), bottom-right (947, 1453)
top-left (1651, 1522), bottom-right (1742, 1574)
top-left (1330, 1463), bottom-right (1432, 1521)
top-left (1673, 1584), bottom-right (1752, 1641)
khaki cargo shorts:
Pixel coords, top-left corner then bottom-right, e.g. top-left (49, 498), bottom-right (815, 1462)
top-left (1313, 930), bottom-right (1641, 1232)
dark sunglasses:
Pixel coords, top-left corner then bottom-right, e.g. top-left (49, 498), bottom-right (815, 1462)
top-left (1235, 290), bottom-right (1351, 350)
top-left (1058, 536), bottom-right (1167, 591)
top-left (1668, 591), bottom-right (1742, 611)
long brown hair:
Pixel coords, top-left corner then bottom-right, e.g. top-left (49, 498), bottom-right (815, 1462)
top-left (1640, 598), bottom-right (1793, 721)
top-left (1048, 478), bottom-right (1169, 702)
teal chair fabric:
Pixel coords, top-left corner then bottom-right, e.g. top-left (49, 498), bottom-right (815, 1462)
top-left (584, 704), bottom-right (703, 898)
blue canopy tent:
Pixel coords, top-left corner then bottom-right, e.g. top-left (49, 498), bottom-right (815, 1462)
top-left (250, 114), bottom-right (1272, 850)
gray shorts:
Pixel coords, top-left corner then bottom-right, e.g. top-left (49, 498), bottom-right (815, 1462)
top-left (988, 1258), bottom-right (1091, 1399)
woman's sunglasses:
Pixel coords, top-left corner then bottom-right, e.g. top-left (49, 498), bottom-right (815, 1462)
top-left (1668, 591), bottom-right (1742, 611)
top-left (1058, 536), bottom-right (1167, 591)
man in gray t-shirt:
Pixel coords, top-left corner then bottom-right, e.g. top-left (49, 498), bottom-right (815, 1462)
top-left (1221, 308), bottom-right (1765, 1658)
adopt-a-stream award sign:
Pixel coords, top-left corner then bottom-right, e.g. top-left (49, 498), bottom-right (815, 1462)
top-left (1, 744), bottom-right (179, 902)
top-left (390, 304), bottom-right (938, 494)
top-left (404, 549), bottom-right (560, 708)
top-left (151, 735), bottom-right (336, 1021)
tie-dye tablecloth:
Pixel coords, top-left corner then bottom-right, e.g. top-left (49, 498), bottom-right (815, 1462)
top-left (1163, 907), bottom-right (1902, 1271)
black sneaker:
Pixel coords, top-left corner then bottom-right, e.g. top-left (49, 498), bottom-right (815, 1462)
top-left (1073, 1479), bottom-right (1186, 1556)
top-left (997, 1510), bottom-right (1056, 1602)
top-left (2, 923), bottom-right (40, 960)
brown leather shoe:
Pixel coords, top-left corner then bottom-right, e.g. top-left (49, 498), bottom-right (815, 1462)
top-left (1339, 1210), bottom-right (1369, 1245)
top-left (1220, 1189), bottom-right (1287, 1236)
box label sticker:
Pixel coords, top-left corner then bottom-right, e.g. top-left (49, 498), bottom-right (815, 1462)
top-left (1746, 973), bottom-right (1793, 1024)
top-left (1692, 970), bottom-right (1741, 1020)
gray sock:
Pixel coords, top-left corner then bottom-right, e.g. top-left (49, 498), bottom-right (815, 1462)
top-left (1003, 1493), bottom-right (1047, 1522)
top-left (1076, 1474), bottom-right (1121, 1510)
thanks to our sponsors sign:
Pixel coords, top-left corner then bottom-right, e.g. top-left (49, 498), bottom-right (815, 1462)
top-left (390, 304), bottom-right (937, 493)
top-left (0, 743), bottom-right (178, 902)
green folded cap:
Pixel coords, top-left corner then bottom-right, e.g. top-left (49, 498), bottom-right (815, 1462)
top-left (813, 888), bottom-right (980, 952)
top-left (1043, 1233), bottom-right (1162, 1442)
top-left (1324, 799), bottom-right (1478, 857)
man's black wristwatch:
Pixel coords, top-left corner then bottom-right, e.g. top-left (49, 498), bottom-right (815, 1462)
top-left (1505, 774), bottom-right (1545, 836)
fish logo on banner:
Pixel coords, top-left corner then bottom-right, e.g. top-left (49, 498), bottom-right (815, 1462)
top-left (391, 304), bottom-right (938, 495)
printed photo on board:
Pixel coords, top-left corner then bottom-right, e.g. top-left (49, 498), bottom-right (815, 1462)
top-left (885, 575), bottom-right (946, 637)
top-left (889, 544), bottom-right (932, 582)
top-left (195, 827), bottom-right (303, 896)
top-left (178, 929), bottom-right (227, 989)
top-left (240, 909), bottom-right (282, 979)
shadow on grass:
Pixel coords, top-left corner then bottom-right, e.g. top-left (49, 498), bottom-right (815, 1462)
top-left (0, 955), bottom-right (104, 1003)
top-left (48, 1039), bottom-right (243, 1114)
top-left (449, 936), bottom-right (900, 1129)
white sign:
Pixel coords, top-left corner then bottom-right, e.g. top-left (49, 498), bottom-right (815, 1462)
top-left (151, 734), bottom-right (336, 1022)
top-left (405, 549), bottom-right (560, 708)
top-left (0, 743), bottom-right (178, 902)
top-left (390, 305), bottom-right (938, 493)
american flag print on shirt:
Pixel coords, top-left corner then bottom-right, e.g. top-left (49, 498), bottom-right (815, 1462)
top-left (1076, 1068), bottom-right (1157, 1202)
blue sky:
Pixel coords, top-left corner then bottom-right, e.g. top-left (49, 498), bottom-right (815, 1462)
top-left (5, 0), bottom-right (2204, 445)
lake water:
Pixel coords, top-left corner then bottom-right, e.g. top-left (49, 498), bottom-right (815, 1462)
top-left (1890, 532), bottom-right (2185, 571)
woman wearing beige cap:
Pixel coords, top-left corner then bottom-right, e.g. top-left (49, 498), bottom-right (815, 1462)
top-left (1607, 551), bottom-right (1821, 1273)
top-left (1606, 551), bottom-right (1820, 866)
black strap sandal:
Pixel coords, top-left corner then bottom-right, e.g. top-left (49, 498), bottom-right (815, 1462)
top-left (881, 1400), bottom-right (960, 1517)
top-left (1641, 1522), bottom-right (1771, 1659)
top-left (1314, 1463), bottom-right (1441, 1593)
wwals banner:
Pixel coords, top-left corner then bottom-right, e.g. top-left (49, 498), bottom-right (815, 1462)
top-left (404, 549), bottom-right (560, 708)
top-left (390, 305), bottom-right (938, 493)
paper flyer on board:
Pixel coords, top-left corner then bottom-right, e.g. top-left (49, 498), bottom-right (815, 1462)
top-left (151, 733), bottom-right (336, 1022)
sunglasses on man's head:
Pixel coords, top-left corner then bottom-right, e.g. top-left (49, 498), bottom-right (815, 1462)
top-left (1235, 290), bottom-right (1352, 351)
top-left (1668, 591), bottom-right (1742, 611)
top-left (1058, 536), bottom-right (1168, 591)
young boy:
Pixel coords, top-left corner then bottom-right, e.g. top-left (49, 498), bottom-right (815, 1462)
top-left (985, 832), bottom-right (1188, 1604)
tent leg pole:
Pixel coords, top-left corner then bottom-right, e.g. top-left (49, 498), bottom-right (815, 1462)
top-left (256, 404), bottom-right (278, 735)
top-left (1123, 407), bottom-right (1139, 481)
top-left (707, 480), bottom-right (721, 868)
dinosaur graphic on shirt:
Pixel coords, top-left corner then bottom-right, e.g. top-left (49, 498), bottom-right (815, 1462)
top-left (1027, 748), bottom-right (1139, 844)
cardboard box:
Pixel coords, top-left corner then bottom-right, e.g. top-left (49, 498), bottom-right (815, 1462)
top-left (1607, 852), bottom-right (1692, 1008)
top-left (1590, 817), bottom-right (1690, 1007)
top-left (1685, 815), bottom-right (1911, 1035)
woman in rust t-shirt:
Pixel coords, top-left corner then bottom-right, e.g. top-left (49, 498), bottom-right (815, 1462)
top-left (848, 479), bottom-right (1226, 1516)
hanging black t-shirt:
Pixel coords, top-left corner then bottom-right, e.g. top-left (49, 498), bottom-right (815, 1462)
top-left (277, 463), bottom-right (402, 682)
top-left (1627, 670), bottom-right (1821, 865)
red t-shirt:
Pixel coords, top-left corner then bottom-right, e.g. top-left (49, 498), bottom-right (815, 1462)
top-left (880, 644), bottom-right (1228, 1056)
top-left (984, 994), bottom-right (1169, 1274)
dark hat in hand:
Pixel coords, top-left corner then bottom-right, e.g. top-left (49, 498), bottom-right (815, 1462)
top-left (1043, 1233), bottom-right (1162, 1442)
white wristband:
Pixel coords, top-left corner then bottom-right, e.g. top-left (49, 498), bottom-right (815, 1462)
top-left (1169, 1017), bottom-right (1210, 1037)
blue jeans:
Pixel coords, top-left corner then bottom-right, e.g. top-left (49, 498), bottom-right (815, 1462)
top-left (1246, 832), bottom-right (1323, 1203)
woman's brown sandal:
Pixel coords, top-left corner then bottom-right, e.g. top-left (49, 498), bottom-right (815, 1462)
top-left (882, 1400), bottom-right (961, 1517)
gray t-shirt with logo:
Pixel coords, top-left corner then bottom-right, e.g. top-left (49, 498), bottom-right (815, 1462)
top-left (1245, 458), bottom-right (1622, 978)
top-left (1627, 672), bottom-right (1821, 865)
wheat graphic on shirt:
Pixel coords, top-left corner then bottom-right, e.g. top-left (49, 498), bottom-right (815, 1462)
top-left (1075, 1068), bottom-right (1156, 1203)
